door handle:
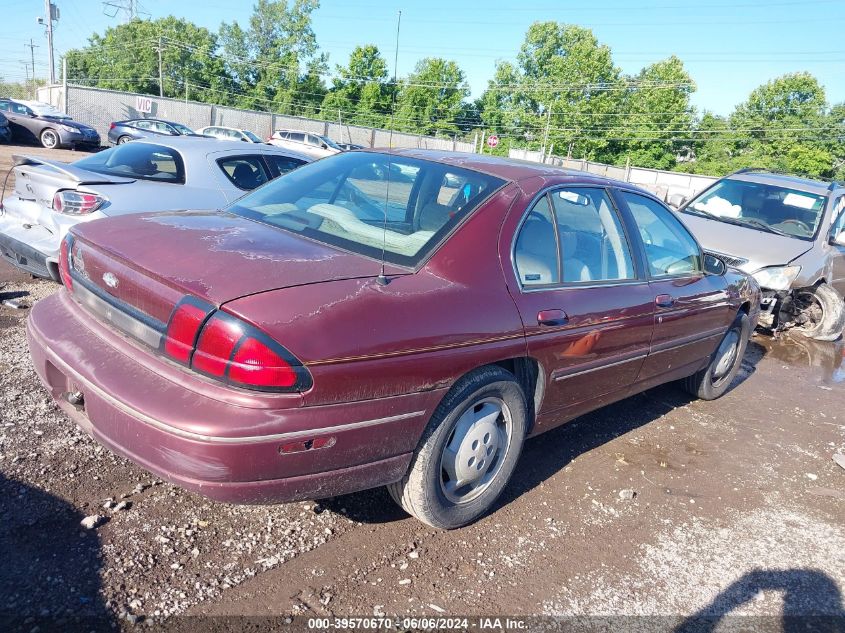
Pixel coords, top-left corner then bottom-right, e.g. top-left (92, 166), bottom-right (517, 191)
top-left (537, 309), bottom-right (569, 326)
top-left (655, 294), bottom-right (676, 308)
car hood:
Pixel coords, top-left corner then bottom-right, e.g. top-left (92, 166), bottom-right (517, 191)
top-left (69, 210), bottom-right (383, 324)
top-left (678, 211), bottom-right (814, 273)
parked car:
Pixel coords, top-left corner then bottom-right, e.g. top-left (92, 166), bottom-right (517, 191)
top-left (267, 129), bottom-right (342, 158)
top-left (197, 126), bottom-right (264, 143)
top-left (0, 111), bottom-right (11, 143)
top-left (27, 150), bottom-right (760, 529)
top-left (107, 118), bottom-right (198, 145)
top-left (337, 142), bottom-right (365, 151)
top-left (674, 169), bottom-right (845, 341)
top-left (0, 98), bottom-right (100, 149)
top-left (0, 137), bottom-right (310, 281)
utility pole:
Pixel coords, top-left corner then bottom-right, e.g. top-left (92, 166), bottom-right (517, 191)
top-left (157, 36), bottom-right (164, 97)
top-left (39, 1), bottom-right (58, 84)
top-left (26, 39), bottom-right (39, 91)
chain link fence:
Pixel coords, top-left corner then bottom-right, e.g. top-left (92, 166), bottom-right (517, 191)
top-left (36, 85), bottom-right (477, 153)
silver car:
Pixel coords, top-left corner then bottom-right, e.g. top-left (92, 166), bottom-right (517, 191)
top-left (0, 137), bottom-right (311, 281)
top-left (267, 129), bottom-right (342, 159)
top-left (197, 126), bottom-right (264, 143)
top-left (676, 169), bottom-right (845, 340)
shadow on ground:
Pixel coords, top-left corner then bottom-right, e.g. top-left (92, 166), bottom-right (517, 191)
top-left (0, 474), bottom-right (113, 632)
top-left (675, 568), bottom-right (845, 632)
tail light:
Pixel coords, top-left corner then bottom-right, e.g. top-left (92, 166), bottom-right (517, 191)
top-left (109, 122), bottom-right (116, 130)
top-left (53, 190), bottom-right (107, 215)
top-left (161, 298), bottom-right (310, 392)
top-left (59, 234), bottom-right (74, 290)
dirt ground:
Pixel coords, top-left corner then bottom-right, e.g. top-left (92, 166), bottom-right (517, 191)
top-left (1, 142), bottom-right (844, 632)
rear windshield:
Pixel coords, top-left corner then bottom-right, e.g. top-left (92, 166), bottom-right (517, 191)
top-left (74, 143), bottom-right (185, 183)
top-left (243, 130), bottom-right (262, 143)
top-left (227, 151), bottom-right (505, 267)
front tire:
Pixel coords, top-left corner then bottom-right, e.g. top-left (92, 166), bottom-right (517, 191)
top-left (40, 128), bottom-right (59, 149)
top-left (387, 366), bottom-right (528, 529)
top-left (684, 312), bottom-right (751, 400)
top-left (794, 283), bottom-right (845, 342)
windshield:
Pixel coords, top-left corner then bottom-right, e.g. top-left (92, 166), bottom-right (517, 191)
top-left (27, 102), bottom-right (71, 119)
top-left (243, 130), bottom-right (262, 143)
top-left (228, 151), bottom-right (505, 267)
top-left (172, 123), bottom-right (194, 135)
top-left (316, 134), bottom-right (341, 150)
top-left (74, 142), bottom-right (185, 183)
top-left (683, 179), bottom-right (827, 240)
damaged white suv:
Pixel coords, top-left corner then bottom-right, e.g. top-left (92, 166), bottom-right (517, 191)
top-left (676, 169), bottom-right (845, 341)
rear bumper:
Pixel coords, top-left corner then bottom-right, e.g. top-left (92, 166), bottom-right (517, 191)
top-left (26, 291), bottom-right (441, 503)
top-left (0, 227), bottom-right (59, 280)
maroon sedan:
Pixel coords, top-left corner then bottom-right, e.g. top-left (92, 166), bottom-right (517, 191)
top-left (27, 150), bottom-right (760, 529)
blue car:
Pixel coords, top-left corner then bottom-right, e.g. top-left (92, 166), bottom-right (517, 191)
top-left (107, 118), bottom-right (200, 145)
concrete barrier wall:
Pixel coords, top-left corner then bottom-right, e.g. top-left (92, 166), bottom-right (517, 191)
top-left (509, 148), bottom-right (717, 202)
top-left (37, 85), bottom-right (476, 152)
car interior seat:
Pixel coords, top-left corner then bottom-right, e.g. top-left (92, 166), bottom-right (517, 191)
top-left (232, 162), bottom-right (262, 189)
top-left (515, 214), bottom-right (560, 285)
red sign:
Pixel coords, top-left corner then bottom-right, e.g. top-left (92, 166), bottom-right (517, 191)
top-left (486, 134), bottom-right (499, 148)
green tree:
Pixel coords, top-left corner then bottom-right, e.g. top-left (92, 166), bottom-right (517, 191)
top-left (729, 72), bottom-right (832, 177)
top-left (321, 45), bottom-right (390, 127)
top-left (66, 17), bottom-right (229, 102)
top-left (394, 58), bottom-right (469, 136)
top-left (619, 56), bottom-right (696, 170)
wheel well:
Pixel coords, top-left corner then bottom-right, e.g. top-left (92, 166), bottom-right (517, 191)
top-left (738, 301), bottom-right (750, 315)
top-left (492, 357), bottom-right (544, 433)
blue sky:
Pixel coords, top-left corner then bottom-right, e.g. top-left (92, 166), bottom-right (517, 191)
top-left (3, 0), bottom-right (845, 115)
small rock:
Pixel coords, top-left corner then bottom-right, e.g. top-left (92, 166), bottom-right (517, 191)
top-left (408, 551), bottom-right (419, 559)
top-left (618, 489), bottom-right (637, 500)
top-left (429, 603), bottom-right (445, 613)
top-left (806, 473), bottom-right (818, 481)
top-left (80, 515), bottom-right (102, 530)
top-left (399, 562), bottom-right (408, 571)
top-left (399, 579), bottom-right (411, 585)
top-left (114, 500), bottom-right (132, 512)
top-left (133, 483), bottom-right (149, 494)
top-left (833, 454), bottom-right (845, 471)
top-left (373, 605), bottom-right (385, 617)
top-left (102, 499), bottom-right (115, 510)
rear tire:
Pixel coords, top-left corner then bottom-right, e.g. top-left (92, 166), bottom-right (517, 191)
top-left (683, 312), bottom-right (750, 400)
top-left (40, 128), bottom-right (59, 149)
top-left (794, 283), bottom-right (845, 342)
top-left (117, 135), bottom-right (131, 145)
top-left (387, 366), bottom-right (528, 529)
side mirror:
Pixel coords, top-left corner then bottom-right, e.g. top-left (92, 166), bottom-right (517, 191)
top-left (832, 230), bottom-right (845, 247)
top-left (668, 193), bottom-right (688, 209)
top-left (703, 253), bottom-right (727, 276)
top-left (321, 142), bottom-right (328, 149)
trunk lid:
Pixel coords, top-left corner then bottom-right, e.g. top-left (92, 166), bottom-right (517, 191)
top-left (10, 155), bottom-right (134, 224)
top-left (69, 210), bottom-right (382, 327)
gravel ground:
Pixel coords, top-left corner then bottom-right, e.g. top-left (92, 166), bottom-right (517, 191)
top-left (1, 143), bottom-right (844, 632)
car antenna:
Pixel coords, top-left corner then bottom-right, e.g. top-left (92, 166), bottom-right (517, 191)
top-left (377, 9), bottom-right (402, 287)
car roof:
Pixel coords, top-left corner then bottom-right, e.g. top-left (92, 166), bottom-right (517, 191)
top-left (727, 170), bottom-right (840, 195)
top-left (130, 136), bottom-right (312, 161)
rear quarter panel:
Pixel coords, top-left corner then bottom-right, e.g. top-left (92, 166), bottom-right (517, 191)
top-left (223, 184), bottom-right (528, 405)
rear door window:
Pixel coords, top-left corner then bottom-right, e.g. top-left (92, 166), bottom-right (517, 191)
top-left (217, 156), bottom-right (271, 190)
top-left (288, 132), bottom-right (305, 143)
top-left (514, 195), bottom-right (559, 286)
top-left (74, 143), bottom-right (185, 183)
top-left (550, 188), bottom-right (635, 283)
